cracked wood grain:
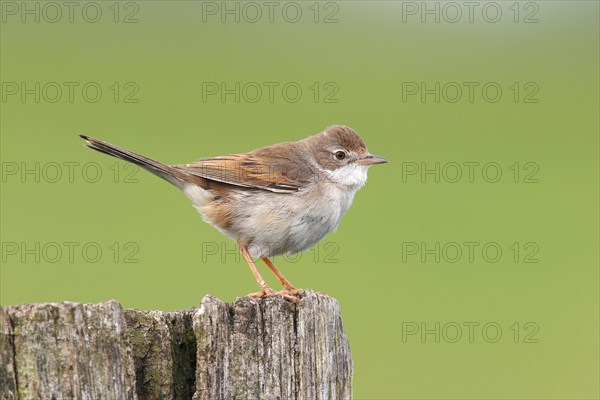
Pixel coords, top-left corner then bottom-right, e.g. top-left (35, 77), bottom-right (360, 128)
top-left (0, 291), bottom-right (352, 400)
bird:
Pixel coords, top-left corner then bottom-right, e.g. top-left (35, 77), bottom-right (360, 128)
top-left (79, 125), bottom-right (386, 301)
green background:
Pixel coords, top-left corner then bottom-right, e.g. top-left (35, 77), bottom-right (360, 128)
top-left (1, 1), bottom-right (598, 399)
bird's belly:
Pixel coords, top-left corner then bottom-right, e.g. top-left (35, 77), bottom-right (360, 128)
top-left (241, 188), bottom-right (355, 258)
top-left (184, 184), bottom-right (357, 259)
top-left (245, 206), bottom-right (339, 258)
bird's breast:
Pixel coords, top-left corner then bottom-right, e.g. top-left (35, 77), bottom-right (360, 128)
top-left (183, 182), bottom-right (361, 259)
top-left (242, 184), bottom-right (359, 258)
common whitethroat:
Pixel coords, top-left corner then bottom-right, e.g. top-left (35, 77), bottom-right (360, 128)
top-left (80, 125), bottom-right (386, 301)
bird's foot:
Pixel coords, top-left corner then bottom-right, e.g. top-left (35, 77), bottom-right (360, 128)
top-left (282, 285), bottom-right (304, 296)
top-left (248, 287), bottom-right (299, 302)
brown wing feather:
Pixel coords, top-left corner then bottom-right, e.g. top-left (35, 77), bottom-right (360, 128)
top-left (172, 153), bottom-right (314, 193)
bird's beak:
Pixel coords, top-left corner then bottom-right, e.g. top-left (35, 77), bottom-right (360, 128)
top-left (356, 154), bottom-right (388, 165)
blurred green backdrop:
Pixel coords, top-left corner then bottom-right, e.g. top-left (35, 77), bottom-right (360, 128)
top-left (1, 1), bottom-right (598, 399)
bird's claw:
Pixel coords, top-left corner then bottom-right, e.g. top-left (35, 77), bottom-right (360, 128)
top-left (248, 287), bottom-right (300, 302)
top-left (283, 286), bottom-right (304, 296)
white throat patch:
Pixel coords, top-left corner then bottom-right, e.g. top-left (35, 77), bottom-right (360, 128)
top-left (321, 164), bottom-right (369, 189)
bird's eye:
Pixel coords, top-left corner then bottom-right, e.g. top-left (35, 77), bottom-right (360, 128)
top-left (334, 151), bottom-right (346, 160)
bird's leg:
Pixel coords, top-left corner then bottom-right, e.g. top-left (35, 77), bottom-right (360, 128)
top-left (261, 258), bottom-right (303, 295)
top-left (240, 245), bottom-right (272, 295)
top-left (240, 245), bottom-right (297, 302)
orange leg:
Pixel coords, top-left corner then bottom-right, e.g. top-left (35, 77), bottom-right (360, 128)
top-left (239, 245), bottom-right (297, 302)
top-left (262, 258), bottom-right (303, 295)
top-left (240, 245), bottom-right (271, 293)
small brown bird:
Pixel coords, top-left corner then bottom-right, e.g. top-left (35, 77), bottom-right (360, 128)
top-left (80, 125), bottom-right (386, 301)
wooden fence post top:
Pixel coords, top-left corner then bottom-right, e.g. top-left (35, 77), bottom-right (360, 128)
top-left (1, 291), bottom-right (353, 400)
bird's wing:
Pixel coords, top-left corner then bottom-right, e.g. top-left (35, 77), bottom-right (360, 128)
top-left (173, 153), bottom-right (314, 193)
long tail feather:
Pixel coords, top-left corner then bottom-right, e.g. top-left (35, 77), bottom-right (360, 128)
top-left (79, 135), bottom-right (186, 187)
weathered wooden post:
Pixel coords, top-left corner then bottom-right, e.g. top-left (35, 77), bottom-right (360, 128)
top-left (0, 291), bottom-right (353, 400)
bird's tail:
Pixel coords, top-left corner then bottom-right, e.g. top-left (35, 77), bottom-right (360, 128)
top-left (79, 135), bottom-right (187, 187)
